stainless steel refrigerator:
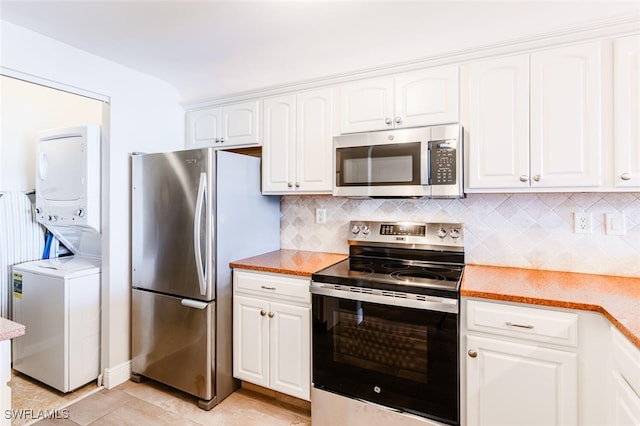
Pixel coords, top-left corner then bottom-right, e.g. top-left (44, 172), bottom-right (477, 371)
top-left (130, 148), bottom-right (280, 409)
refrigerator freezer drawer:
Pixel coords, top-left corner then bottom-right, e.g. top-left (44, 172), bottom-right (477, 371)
top-left (131, 289), bottom-right (215, 400)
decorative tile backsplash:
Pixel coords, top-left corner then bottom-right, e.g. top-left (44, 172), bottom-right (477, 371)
top-left (280, 193), bottom-right (640, 277)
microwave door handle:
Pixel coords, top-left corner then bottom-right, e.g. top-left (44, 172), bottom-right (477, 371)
top-left (425, 142), bottom-right (432, 185)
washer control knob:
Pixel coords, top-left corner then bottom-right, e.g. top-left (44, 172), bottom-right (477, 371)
top-left (351, 225), bottom-right (361, 235)
top-left (436, 228), bottom-right (447, 239)
top-left (449, 228), bottom-right (461, 239)
top-left (361, 226), bottom-right (370, 235)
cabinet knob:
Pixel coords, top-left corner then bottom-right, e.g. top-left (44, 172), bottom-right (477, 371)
top-left (295, 182), bottom-right (300, 188)
top-left (533, 175), bottom-right (541, 182)
top-left (268, 312), bottom-right (274, 318)
top-left (394, 116), bottom-right (402, 124)
top-left (468, 350), bottom-right (478, 358)
top-left (215, 138), bottom-right (220, 143)
top-left (220, 138), bottom-right (225, 144)
top-left (260, 310), bottom-right (267, 317)
top-left (384, 117), bottom-right (393, 125)
top-left (287, 182), bottom-right (293, 188)
top-left (519, 175), bottom-right (529, 183)
top-left (621, 173), bottom-right (631, 181)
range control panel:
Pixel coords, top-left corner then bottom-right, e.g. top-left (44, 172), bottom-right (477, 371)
top-left (348, 221), bottom-right (464, 249)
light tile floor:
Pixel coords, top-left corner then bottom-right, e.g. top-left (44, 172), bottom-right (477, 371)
top-left (29, 379), bottom-right (311, 426)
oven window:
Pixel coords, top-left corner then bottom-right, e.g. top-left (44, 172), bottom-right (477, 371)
top-left (312, 294), bottom-right (459, 425)
top-left (336, 142), bottom-right (421, 186)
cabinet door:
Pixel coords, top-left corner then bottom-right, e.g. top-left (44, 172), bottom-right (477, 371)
top-left (395, 66), bottom-right (459, 129)
top-left (339, 77), bottom-right (394, 133)
top-left (233, 295), bottom-right (269, 388)
top-left (614, 35), bottom-right (640, 188)
top-left (221, 101), bottom-right (260, 148)
top-left (612, 371), bottom-right (640, 426)
top-left (466, 335), bottom-right (578, 426)
top-left (269, 301), bottom-right (310, 401)
top-left (530, 42), bottom-right (603, 188)
top-left (262, 95), bottom-right (296, 193)
top-left (295, 88), bottom-right (333, 193)
top-left (464, 55), bottom-right (530, 189)
top-left (187, 107), bottom-right (221, 148)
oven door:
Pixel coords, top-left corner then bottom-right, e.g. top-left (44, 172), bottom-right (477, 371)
top-left (311, 285), bottom-right (459, 425)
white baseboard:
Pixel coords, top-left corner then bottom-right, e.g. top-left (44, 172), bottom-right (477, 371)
top-left (102, 360), bottom-right (131, 389)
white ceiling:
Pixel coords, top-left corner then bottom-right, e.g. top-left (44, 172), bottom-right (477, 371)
top-left (1, 1), bottom-right (639, 103)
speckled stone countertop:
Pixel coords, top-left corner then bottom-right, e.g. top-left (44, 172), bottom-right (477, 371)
top-left (462, 265), bottom-right (640, 348)
top-left (0, 317), bottom-right (24, 341)
top-left (230, 249), bottom-right (347, 277)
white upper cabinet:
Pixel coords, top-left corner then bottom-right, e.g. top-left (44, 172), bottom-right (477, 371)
top-left (464, 41), bottom-right (604, 191)
top-left (614, 34), bottom-right (640, 188)
top-left (530, 42), bottom-right (603, 188)
top-left (186, 100), bottom-right (260, 149)
top-left (339, 66), bottom-right (459, 133)
top-left (262, 88), bottom-right (333, 194)
top-left (464, 54), bottom-right (530, 189)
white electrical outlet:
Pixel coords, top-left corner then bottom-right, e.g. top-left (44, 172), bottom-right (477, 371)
top-left (573, 212), bottom-right (592, 234)
top-left (315, 208), bottom-right (326, 224)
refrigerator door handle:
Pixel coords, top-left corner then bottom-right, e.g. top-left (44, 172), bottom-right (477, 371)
top-left (193, 172), bottom-right (207, 296)
top-left (180, 299), bottom-right (208, 310)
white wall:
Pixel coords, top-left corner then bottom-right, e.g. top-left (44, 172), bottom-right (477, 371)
top-left (0, 76), bottom-right (103, 191)
top-left (0, 21), bottom-right (184, 383)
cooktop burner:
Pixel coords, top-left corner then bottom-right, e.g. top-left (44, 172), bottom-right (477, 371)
top-left (311, 221), bottom-right (465, 299)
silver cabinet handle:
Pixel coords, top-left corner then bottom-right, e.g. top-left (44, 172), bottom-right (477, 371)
top-left (261, 285), bottom-right (276, 290)
top-left (519, 175), bottom-right (529, 182)
top-left (260, 310), bottom-right (267, 317)
top-left (268, 312), bottom-right (275, 318)
top-left (468, 350), bottom-right (478, 358)
top-left (533, 175), bottom-right (541, 182)
top-left (384, 117), bottom-right (393, 125)
top-left (506, 321), bottom-right (534, 329)
top-left (621, 173), bottom-right (631, 181)
top-left (394, 116), bottom-right (402, 124)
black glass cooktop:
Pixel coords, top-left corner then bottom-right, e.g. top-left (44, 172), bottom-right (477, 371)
top-left (312, 256), bottom-right (463, 298)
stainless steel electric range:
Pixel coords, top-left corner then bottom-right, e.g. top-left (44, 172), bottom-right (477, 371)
top-left (311, 221), bottom-right (464, 426)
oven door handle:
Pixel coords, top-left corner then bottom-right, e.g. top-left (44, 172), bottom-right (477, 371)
top-left (310, 283), bottom-right (458, 314)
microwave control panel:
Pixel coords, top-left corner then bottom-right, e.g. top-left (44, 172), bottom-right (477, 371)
top-left (429, 142), bottom-right (456, 185)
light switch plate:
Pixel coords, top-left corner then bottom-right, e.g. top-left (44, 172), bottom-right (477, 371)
top-left (605, 213), bottom-right (625, 235)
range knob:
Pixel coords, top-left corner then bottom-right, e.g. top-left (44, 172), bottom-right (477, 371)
top-left (351, 225), bottom-right (361, 235)
top-left (35, 207), bottom-right (41, 214)
top-left (361, 225), bottom-right (370, 235)
top-left (48, 215), bottom-right (58, 222)
top-left (436, 228), bottom-right (447, 239)
top-left (449, 228), bottom-right (461, 239)
top-left (76, 208), bottom-right (85, 217)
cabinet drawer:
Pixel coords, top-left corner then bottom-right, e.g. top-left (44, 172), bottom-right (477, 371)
top-left (467, 300), bottom-right (578, 347)
top-left (611, 325), bottom-right (640, 397)
top-left (233, 270), bottom-right (310, 304)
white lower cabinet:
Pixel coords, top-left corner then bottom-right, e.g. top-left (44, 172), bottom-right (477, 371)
top-left (233, 270), bottom-right (311, 401)
top-left (611, 325), bottom-right (640, 425)
top-left (465, 335), bottom-right (578, 426)
top-left (463, 299), bottom-right (579, 426)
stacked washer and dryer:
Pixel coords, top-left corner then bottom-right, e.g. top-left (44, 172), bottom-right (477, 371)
top-left (11, 125), bottom-right (102, 393)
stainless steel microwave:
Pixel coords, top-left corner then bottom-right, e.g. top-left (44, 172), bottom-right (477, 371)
top-left (334, 124), bottom-right (464, 198)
